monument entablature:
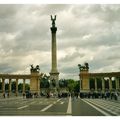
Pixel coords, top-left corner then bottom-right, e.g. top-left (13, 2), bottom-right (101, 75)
top-left (80, 72), bottom-right (120, 78)
top-left (89, 72), bottom-right (120, 78)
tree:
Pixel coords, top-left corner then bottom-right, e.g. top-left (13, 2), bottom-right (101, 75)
top-left (67, 79), bottom-right (75, 92)
top-left (18, 83), bottom-right (23, 91)
top-left (11, 81), bottom-right (16, 92)
top-left (60, 79), bottom-right (80, 93)
top-left (5, 83), bottom-right (9, 91)
top-left (40, 74), bottom-right (50, 88)
top-left (59, 79), bottom-right (65, 88)
top-left (74, 81), bottom-right (80, 93)
top-left (25, 83), bottom-right (30, 90)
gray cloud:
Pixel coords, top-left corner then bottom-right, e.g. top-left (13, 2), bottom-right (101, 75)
top-left (0, 4), bottom-right (120, 79)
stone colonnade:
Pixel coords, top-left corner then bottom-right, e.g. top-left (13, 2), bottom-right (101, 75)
top-left (80, 72), bottom-right (120, 93)
top-left (90, 77), bottom-right (120, 92)
top-left (0, 78), bottom-right (27, 96)
top-left (0, 73), bottom-right (40, 97)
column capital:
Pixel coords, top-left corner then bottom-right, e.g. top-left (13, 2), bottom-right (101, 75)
top-left (51, 27), bottom-right (57, 33)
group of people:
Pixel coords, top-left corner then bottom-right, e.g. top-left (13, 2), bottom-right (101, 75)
top-left (79, 91), bottom-right (119, 100)
top-left (25, 92), bottom-right (38, 98)
top-left (2, 93), bottom-right (9, 98)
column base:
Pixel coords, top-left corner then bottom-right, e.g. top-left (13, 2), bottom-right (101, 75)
top-left (49, 72), bottom-right (59, 80)
top-left (49, 72), bottom-right (59, 95)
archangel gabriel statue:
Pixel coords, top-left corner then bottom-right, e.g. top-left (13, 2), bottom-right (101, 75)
top-left (51, 15), bottom-right (56, 27)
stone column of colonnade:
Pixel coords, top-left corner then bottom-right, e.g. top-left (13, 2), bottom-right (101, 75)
top-left (8, 78), bottom-right (26, 97)
top-left (9, 79), bottom-right (11, 96)
top-left (94, 78), bottom-right (97, 91)
top-left (2, 78), bottom-right (5, 94)
top-left (94, 77), bottom-right (106, 92)
top-left (23, 79), bottom-right (26, 94)
top-left (16, 78), bottom-right (18, 96)
top-left (115, 77), bottom-right (120, 90)
top-left (109, 77), bottom-right (112, 91)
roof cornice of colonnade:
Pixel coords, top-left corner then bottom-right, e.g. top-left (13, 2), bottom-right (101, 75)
top-left (79, 72), bottom-right (120, 77)
top-left (0, 73), bottom-right (43, 79)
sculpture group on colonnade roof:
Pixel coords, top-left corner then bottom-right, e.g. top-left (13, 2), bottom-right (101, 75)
top-left (78, 62), bottom-right (89, 71)
top-left (30, 64), bottom-right (40, 73)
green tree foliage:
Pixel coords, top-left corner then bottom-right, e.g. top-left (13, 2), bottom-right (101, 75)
top-left (18, 83), bottom-right (23, 91)
top-left (59, 79), bottom-right (68, 88)
top-left (11, 81), bottom-right (16, 92)
top-left (67, 79), bottom-right (75, 92)
top-left (59, 79), bottom-right (80, 93)
top-left (18, 83), bottom-right (30, 91)
top-left (25, 83), bottom-right (30, 90)
top-left (74, 81), bottom-right (80, 93)
top-left (5, 83), bottom-right (9, 90)
top-left (40, 74), bottom-right (50, 88)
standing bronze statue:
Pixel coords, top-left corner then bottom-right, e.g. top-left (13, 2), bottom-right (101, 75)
top-left (51, 15), bottom-right (56, 27)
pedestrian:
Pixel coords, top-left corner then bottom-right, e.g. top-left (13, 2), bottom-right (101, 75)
top-left (114, 92), bottom-right (118, 100)
top-left (104, 92), bottom-right (107, 100)
top-left (3, 93), bottom-right (5, 98)
top-left (7, 93), bottom-right (9, 98)
top-left (110, 92), bottom-right (114, 100)
top-left (23, 92), bottom-right (25, 99)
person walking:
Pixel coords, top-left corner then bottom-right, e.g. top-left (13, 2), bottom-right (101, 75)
top-left (114, 92), bottom-right (118, 100)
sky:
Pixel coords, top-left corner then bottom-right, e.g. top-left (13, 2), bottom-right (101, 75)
top-left (0, 4), bottom-right (120, 80)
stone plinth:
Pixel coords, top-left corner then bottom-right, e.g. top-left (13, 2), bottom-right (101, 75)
top-left (30, 73), bottom-right (40, 94)
top-left (80, 70), bottom-right (90, 92)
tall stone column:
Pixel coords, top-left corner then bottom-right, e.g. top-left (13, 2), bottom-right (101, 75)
top-left (2, 78), bottom-right (5, 94)
top-left (102, 78), bottom-right (105, 92)
top-left (9, 79), bottom-right (11, 96)
top-left (49, 15), bottom-right (59, 92)
top-left (16, 79), bottom-right (18, 96)
top-left (23, 79), bottom-right (25, 94)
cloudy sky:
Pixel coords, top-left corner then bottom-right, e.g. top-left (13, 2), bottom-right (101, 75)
top-left (0, 4), bottom-right (120, 80)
